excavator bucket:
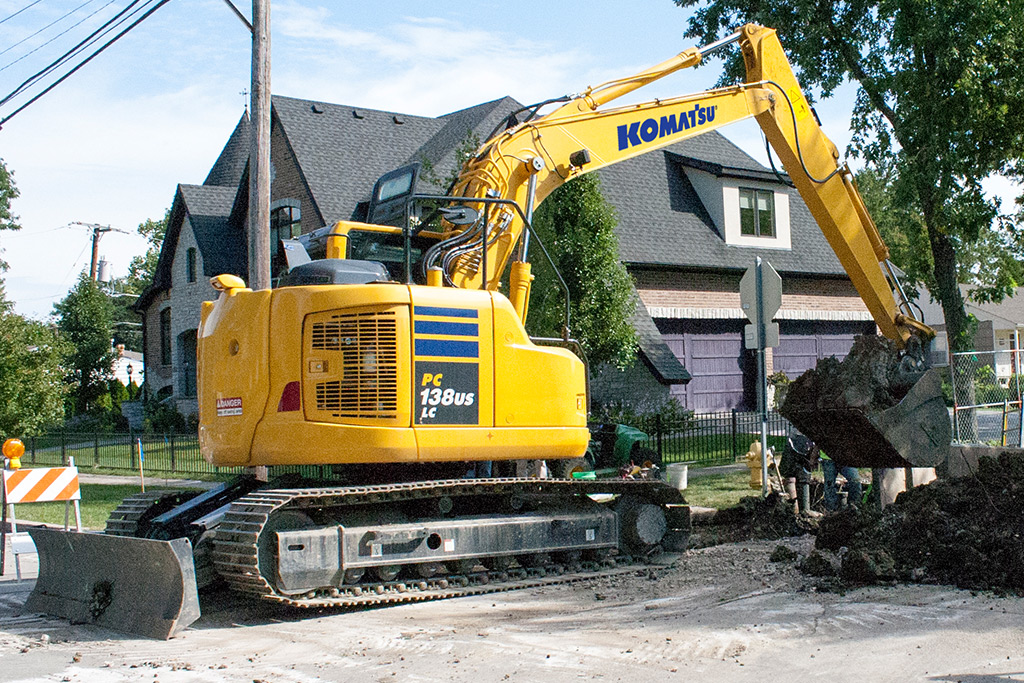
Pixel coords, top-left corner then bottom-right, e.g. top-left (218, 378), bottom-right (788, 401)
top-left (783, 367), bottom-right (952, 469)
top-left (25, 528), bottom-right (200, 639)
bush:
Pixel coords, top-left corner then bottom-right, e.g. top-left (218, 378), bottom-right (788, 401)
top-left (591, 396), bottom-right (695, 433)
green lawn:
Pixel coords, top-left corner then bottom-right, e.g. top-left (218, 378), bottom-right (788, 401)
top-left (683, 469), bottom-right (758, 509)
top-left (661, 433), bottom-right (786, 465)
top-left (7, 484), bottom-right (150, 530)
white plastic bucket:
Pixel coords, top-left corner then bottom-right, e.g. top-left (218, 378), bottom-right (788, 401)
top-left (666, 462), bottom-right (689, 490)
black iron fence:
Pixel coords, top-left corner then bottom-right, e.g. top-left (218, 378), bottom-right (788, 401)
top-left (14, 411), bottom-right (794, 477)
top-left (634, 410), bottom-right (793, 466)
top-left (17, 431), bottom-right (234, 478)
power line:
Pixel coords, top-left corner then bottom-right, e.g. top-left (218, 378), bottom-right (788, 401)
top-left (2, 0), bottom-right (151, 107)
top-left (0, 0), bottom-right (118, 72)
top-left (0, 0), bottom-right (119, 73)
top-left (0, 0), bottom-right (44, 26)
top-left (0, 0), bottom-right (173, 124)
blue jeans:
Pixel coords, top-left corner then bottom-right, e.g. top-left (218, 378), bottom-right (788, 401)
top-left (822, 459), bottom-right (863, 510)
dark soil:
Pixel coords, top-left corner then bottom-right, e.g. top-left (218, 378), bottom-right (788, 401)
top-left (695, 493), bottom-right (817, 546)
top-left (779, 335), bottom-right (936, 468)
top-left (814, 451), bottom-right (1024, 594)
top-left (783, 335), bottom-right (906, 414)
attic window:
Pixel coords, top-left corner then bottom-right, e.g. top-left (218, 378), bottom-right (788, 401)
top-left (352, 109), bottom-right (364, 119)
top-left (739, 188), bottom-right (775, 237)
top-left (393, 115), bottom-right (404, 125)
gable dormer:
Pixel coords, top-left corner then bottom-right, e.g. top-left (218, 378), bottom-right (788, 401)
top-left (671, 153), bottom-right (792, 250)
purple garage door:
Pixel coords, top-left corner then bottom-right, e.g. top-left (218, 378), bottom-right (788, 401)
top-left (657, 319), bottom-right (876, 412)
top-left (659, 320), bottom-right (751, 411)
top-left (773, 321), bottom-right (877, 380)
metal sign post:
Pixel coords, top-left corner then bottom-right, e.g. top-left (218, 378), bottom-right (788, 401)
top-left (740, 257), bottom-right (782, 496)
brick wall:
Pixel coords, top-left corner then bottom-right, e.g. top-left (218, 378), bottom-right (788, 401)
top-left (271, 122), bottom-right (321, 233)
top-left (634, 270), bottom-right (870, 318)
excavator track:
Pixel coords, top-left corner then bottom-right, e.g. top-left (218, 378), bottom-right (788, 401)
top-left (104, 490), bottom-right (198, 537)
top-left (211, 477), bottom-right (686, 609)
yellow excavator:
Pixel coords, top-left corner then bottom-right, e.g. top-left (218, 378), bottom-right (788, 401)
top-left (26, 24), bottom-right (949, 639)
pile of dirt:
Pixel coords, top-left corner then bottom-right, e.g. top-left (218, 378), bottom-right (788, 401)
top-left (782, 335), bottom-right (906, 414)
top-left (697, 493), bottom-right (817, 545)
top-left (779, 335), bottom-right (935, 468)
top-left (814, 451), bottom-right (1024, 594)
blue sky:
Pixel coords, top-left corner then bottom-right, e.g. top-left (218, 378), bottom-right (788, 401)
top-left (0, 0), bottom-right (990, 318)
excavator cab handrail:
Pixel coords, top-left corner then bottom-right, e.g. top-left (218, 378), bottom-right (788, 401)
top-left (408, 193), bottom-right (575, 337)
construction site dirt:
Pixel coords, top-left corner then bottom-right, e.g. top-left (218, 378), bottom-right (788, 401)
top-left (1, 528), bottom-right (1023, 683)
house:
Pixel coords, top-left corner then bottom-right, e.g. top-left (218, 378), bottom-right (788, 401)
top-left (135, 94), bottom-right (874, 417)
top-left (917, 288), bottom-right (1024, 383)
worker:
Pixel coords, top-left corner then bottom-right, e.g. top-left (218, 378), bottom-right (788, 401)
top-left (820, 451), bottom-right (862, 510)
top-left (779, 428), bottom-right (819, 514)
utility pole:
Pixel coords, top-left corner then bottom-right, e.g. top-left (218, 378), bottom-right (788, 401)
top-left (70, 222), bottom-right (130, 281)
top-left (248, 0), bottom-right (271, 291)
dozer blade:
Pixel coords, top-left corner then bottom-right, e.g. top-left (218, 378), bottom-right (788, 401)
top-left (24, 528), bottom-right (200, 639)
top-left (784, 368), bottom-right (951, 469)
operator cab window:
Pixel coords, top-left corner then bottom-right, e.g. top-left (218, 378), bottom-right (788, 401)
top-left (739, 188), bottom-right (775, 237)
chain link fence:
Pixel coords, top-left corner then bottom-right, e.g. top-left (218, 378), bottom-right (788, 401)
top-left (949, 349), bottom-right (1023, 445)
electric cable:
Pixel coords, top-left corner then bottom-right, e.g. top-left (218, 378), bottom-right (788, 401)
top-left (1, 0), bottom-right (97, 58)
top-left (0, 0), bottom-right (172, 125)
top-left (0, 0), bottom-right (44, 25)
top-left (761, 78), bottom-right (843, 185)
top-left (0, 0), bottom-right (118, 74)
top-left (1, 0), bottom-right (150, 107)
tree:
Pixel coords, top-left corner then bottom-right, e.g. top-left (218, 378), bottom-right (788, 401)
top-left (0, 158), bottom-right (21, 270)
top-left (675, 0), bottom-right (1024, 351)
top-left (54, 273), bottom-right (116, 417)
top-left (527, 174), bottom-right (637, 369)
top-left (108, 211), bottom-right (168, 352)
top-left (122, 210), bottom-right (168, 295)
top-left (0, 293), bottom-right (68, 437)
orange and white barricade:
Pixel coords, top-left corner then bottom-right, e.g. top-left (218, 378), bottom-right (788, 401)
top-left (2, 455), bottom-right (82, 580)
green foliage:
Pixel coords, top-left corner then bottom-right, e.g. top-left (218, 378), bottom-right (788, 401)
top-left (675, 0), bottom-right (1024, 352)
top-left (528, 174), bottom-right (638, 368)
top-left (0, 158), bottom-right (21, 271)
top-left (0, 294), bottom-right (69, 437)
top-left (420, 130), bottom-right (482, 192)
top-left (592, 395), bottom-right (695, 433)
top-left (0, 158), bottom-right (19, 233)
top-left (54, 273), bottom-right (116, 416)
top-left (143, 399), bottom-right (189, 433)
top-left (121, 210), bottom-right (168, 295)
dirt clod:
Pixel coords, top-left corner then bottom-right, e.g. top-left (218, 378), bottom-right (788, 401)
top-left (769, 545), bottom-right (798, 563)
top-left (799, 551), bottom-right (837, 577)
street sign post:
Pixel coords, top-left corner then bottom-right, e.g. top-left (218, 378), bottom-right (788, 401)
top-left (740, 257), bottom-right (781, 496)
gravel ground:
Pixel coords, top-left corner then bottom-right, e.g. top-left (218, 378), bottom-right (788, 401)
top-left (1, 535), bottom-right (1022, 683)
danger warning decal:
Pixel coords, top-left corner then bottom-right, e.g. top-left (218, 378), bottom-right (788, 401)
top-left (216, 397), bottom-right (243, 416)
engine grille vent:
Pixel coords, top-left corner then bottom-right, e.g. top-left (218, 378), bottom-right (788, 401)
top-left (311, 311), bottom-right (398, 419)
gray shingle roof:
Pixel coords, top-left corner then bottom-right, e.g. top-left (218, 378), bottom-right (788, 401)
top-left (272, 95), bottom-right (526, 223)
top-left (632, 295), bottom-right (691, 384)
top-left (204, 112), bottom-right (250, 188)
top-left (132, 184), bottom-right (242, 312)
top-left (178, 184), bottom-right (245, 277)
top-left (597, 133), bottom-right (845, 276)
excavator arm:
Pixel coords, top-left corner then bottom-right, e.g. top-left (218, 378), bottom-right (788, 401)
top-left (439, 24), bottom-right (933, 354)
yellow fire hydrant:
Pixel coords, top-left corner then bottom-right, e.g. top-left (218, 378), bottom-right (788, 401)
top-left (744, 441), bottom-right (778, 490)
top-left (744, 441), bottom-right (764, 490)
